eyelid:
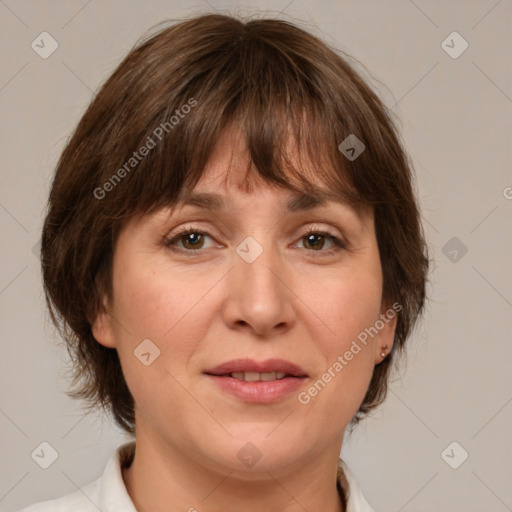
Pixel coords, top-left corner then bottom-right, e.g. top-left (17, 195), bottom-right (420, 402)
top-left (164, 222), bottom-right (348, 254)
top-left (295, 223), bottom-right (344, 241)
top-left (294, 223), bottom-right (348, 253)
top-left (163, 223), bottom-right (223, 250)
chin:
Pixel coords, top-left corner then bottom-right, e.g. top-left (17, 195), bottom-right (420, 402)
top-left (200, 426), bottom-right (311, 477)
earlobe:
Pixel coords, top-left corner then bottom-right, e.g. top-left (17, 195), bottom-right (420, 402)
top-left (374, 304), bottom-right (398, 364)
top-left (91, 303), bottom-right (117, 349)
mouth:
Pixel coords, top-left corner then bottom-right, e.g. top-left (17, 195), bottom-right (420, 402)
top-left (204, 358), bottom-right (308, 379)
top-left (211, 371), bottom-right (292, 382)
top-left (204, 358), bottom-right (308, 403)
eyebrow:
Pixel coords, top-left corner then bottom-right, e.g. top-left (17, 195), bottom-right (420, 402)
top-left (180, 190), bottom-right (354, 213)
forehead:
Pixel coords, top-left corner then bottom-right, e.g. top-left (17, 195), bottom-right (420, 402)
top-left (178, 188), bottom-right (361, 215)
top-left (170, 179), bottom-right (372, 235)
top-left (174, 124), bottom-right (368, 217)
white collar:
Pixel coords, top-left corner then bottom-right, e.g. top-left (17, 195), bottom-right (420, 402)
top-left (338, 459), bottom-right (375, 512)
top-left (20, 441), bottom-right (374, 512)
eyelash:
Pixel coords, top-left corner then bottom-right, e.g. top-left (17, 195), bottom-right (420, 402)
top-left (163, 224), bottom-right (347, 257)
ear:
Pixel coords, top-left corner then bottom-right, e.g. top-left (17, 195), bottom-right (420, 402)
top-left (373, 302), bottom-right (399, 364)
top-left (91, 298), bottom-right (117, 349)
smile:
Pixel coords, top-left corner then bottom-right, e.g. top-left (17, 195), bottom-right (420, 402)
top-left (204, 358), bottom-right (308, 403)
top-left (223, 371), bottom-right (288, 381)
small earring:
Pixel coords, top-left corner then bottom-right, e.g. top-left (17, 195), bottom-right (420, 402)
top-left (380, 344), bottom-right (388, 358)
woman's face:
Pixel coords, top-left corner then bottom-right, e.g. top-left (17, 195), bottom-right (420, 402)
top-left (93, 128), bottom-right (396, 477)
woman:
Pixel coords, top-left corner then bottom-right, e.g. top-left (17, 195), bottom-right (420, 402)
top-left (21, 12), bottom-right (428, 512)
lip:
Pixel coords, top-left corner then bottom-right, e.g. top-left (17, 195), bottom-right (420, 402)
top-left (205, 358), bottom-right (308, 377)
top-left (204, 358), bottom-right (308, 404)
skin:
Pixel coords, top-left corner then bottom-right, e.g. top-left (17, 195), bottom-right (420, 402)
top-left (92, 127), bottom-right (396, 512)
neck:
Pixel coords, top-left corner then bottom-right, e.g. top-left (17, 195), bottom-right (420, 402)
top-left (122, 429), bottom-right (345, 512)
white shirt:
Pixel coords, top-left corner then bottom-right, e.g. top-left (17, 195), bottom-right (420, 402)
top-left (17, 441), bottom-right (374, 512)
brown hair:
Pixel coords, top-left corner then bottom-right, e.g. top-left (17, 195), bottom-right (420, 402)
top-left (41, 13), bottom-right (428, 435)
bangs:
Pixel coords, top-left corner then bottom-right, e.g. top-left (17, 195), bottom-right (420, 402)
top-left (93, 18), bottom-right (375, 224)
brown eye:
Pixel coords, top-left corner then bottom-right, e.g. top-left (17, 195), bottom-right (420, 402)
top-left (302, 233), bottom-right (327, 251)
top-left (164, 228), bottom-right (215, 252)
top-left (181, 232), bottom-right (205, 250)
top-left (295, 229), bottom-right (346, 256)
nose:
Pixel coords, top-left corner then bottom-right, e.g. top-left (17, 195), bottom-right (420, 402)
top-left (221, 238), bottom-right (296, 337)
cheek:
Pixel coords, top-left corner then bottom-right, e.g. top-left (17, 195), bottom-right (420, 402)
top-left (109, 251), bottom-right (215, 383)
top-left (300, 261), bottom-right (383, 350)
top-left (111, 253), bottom-right (188, 339)
top-left (295, 263), bottom-right (382, 415)
top-left (108, 257), bottom-right (199, 421)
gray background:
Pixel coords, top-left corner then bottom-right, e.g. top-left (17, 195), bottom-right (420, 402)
top-left (1, 1), bottom-right (511, 511)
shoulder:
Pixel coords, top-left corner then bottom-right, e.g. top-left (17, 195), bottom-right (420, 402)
top-left (15, 441), bottom-right (136, 512)
top-left (15, 479), bottom-right (101, 512)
